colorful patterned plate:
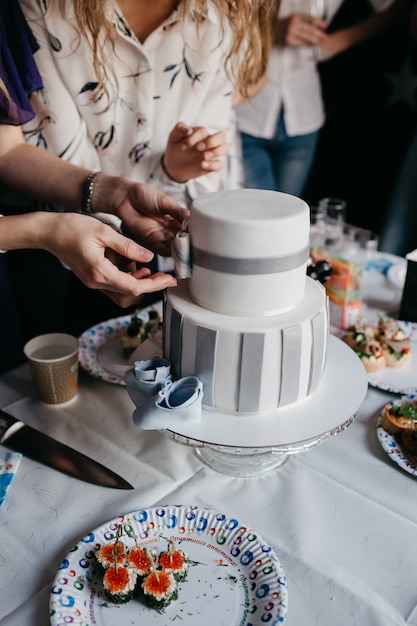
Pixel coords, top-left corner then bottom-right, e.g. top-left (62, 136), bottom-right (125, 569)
top-left (49, 505), bottom-right (288, 626)
top-left (367, 321), bottom-right (417, 395)
top-left (78, 302), bottom-right (163, 385)
top-left (376, 401), bottom-right (417, 478)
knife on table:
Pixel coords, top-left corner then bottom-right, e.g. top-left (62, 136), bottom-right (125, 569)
top-left (0, 408), bottom-right (133, 490)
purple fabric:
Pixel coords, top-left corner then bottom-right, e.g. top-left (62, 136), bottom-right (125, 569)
top-left (0, 0), bottom-right (43, 125)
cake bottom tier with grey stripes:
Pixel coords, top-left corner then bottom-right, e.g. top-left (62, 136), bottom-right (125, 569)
top-left (164, 276), bottom-right (328, 415)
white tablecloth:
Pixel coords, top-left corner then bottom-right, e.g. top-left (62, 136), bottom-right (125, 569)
top-left (1, 254), bottom-right (416, 626)
top-left (0, 363), bottom-right (416, 626)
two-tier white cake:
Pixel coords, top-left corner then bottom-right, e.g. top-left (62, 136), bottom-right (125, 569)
top-left (164, 188), bottom-right (329, 415)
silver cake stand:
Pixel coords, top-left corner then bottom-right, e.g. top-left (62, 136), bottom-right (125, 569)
top-left (162, 335), bottom-right (367, 477)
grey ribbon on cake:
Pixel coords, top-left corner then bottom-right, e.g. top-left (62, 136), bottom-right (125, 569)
top-left (191, 244), bottom-right (310, 275)
top-left (172, 217), bottom-right (309, 279)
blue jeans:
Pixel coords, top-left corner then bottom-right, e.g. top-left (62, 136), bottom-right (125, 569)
top-left (240, 112), bottom-right (319, 197)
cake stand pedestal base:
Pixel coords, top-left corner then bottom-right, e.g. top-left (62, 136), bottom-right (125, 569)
top-left (195, 446), bottom-right (290, 477)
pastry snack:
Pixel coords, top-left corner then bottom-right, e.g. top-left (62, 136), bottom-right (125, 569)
top-left (94, 521), bottom-right (187, 611)
top-left (127, 545), bottom-right (154, 576)
top-left (344, 319), bottom-right (385, 372)
top-left (96, 540), bottom-right (127, 570)
top-left (141, 549), bottom-right (179, 611)
top-left (381, 400), bottom-right (417, 456)
top-left (121, 308), bottom-right (162, 359)
top-left (103, 564), bottom-right (137, 604)
top-left (345, 315), bottom-right (411, 373)
top-left (158, 541), bottom-right (188, 581)
top-left (376, 316), bottom-right (411, 368)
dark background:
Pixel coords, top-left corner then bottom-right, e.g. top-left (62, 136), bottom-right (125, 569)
top-left (304, 0), bottom-right (417, 234)
top-left (1, 0), bottom-right (417, 373)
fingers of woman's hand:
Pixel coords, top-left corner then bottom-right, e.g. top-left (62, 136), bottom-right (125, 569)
top-left (287, 13), bottom-right (327, 46)
top-left (149, 188), bottom-right (189, 221)
top-left (165, 125), bottom-right (228, 182)
top-left (179, 126), bottom-right (210, 149)
top-left (105, 229), bottom-right (154, 264)
top-left (201, 158), bottom-right (224, 172)
top-left (125, 182), bottom-right (188, 223)
top-left (137, 224), bottom-right (178, 256)
top-left (200, 143), bottom-right (230, 163)
top-left (168, 122), bottom-right (193, 145)
top-left (131, 270), bottom-right (177, 292)
top-left (100, 271), bottom-right (176, 307)
top-left (196, 130), bottom-right (227, 151)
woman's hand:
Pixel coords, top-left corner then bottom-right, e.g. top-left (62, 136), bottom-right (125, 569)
top-left (93, 175), bottom-right (189, 257)
top-left (163, 122), bottom-right (229, 183)
top-left (275, 13), bottom-right (328, 47)
top-left (39, 213), bottom-right (177, 306)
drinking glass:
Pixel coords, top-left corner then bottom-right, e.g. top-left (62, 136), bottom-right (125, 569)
top-left (318, 197), bottom-right (347, 249)
top-left (305, 0), bottom-right (328, 59)
top-left (308, 0), bottom-right (327, 19)
top-left (309, 204), bottom-right (326, 249)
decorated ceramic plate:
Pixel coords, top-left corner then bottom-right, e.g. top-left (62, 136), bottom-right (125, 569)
top-left (367, 321), bottom-right (417, 395)
top-left (376, 402), bottom-right (417, 477)
top-left (49, 505), bottom-right (288, 626)
top-left (78, 302), bottom-right (163, 385)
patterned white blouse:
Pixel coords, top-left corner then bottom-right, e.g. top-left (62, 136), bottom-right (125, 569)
top-left (18, 0), bottom-right (237, 207)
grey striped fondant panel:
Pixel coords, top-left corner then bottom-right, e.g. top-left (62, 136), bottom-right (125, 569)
top-left (279, 326), bottom-right (302, 407)
top-left (238, 333), bottom-right (265, 412)
top-left (195, 326), bottom-right (217, 407)
top-left (169, 307), bottom-right (183, 380)
top-left (308, 311), bottom-right (327, 394)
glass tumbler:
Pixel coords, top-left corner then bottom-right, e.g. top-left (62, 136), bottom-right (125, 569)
top-left (309, 204), bottom-right (326, 249)
top-left (319, 197), bottom-right (347, 249)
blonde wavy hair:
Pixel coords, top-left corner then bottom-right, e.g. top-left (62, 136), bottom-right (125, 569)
top-left (57, 0), bottom-right (275, 102)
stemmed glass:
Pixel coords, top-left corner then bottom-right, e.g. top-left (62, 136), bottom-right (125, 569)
top-left (308, 0), bottom-right (327, 19)
top-left (307, 0), bottom-right (328, 59)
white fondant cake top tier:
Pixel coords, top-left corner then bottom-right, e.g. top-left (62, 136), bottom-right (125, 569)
top-left (188, 189), bottom-right (310, 316)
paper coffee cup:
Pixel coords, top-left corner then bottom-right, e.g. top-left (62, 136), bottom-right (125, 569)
top-left (24, 333), bottom-right (79, 404)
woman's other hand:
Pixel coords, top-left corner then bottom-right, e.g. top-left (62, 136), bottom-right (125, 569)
top-left (163, 122), bottom-right (229, 183)
top-left (40, 213), bottom-right (177, 306)
top-left (275, 13), bottom-right (328, 47)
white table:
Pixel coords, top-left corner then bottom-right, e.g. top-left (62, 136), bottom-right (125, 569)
top-left (1, 254), bottom-right (416, 626)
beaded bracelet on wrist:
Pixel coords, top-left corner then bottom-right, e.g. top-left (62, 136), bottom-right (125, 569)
top-left (81, 171), bottom-right (101, 215)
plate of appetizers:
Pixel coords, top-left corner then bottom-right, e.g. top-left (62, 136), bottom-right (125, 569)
top-left (78, 302), bottom-right (163, 385)
top-left (376, 398), bottom-right (417, 477)
top-left (49, 505), bottom-right (288, 626)
top-left (344, 317), bottom-right (417, 395)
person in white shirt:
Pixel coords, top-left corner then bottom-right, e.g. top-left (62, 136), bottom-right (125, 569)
top-left (0, 0), bottom-right (187, 309)
top-left (18, 0), bottom-right (271, 213)
top-left (237, 0), bottom-right (406, 197)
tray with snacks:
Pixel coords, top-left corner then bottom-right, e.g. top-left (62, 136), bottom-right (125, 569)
top-left (343, 316), bottom-right (417, 394)
top-left (377, 397), bottom-right (417, 476)
top-left (78, 302), bottom-right (163, 385)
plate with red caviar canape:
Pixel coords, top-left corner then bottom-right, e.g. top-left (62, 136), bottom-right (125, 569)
top-left (50, 505), bottom-right (288, 625)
